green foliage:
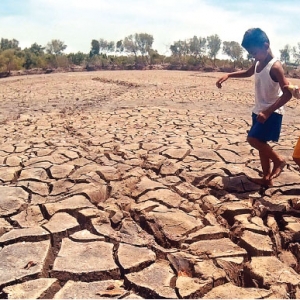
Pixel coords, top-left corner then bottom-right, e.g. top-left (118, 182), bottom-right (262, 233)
top-left (222, 41), bottom-right (244, 67)
top-left (86, 54), bottom-right (112, 69)
top-left (46, 39), bottom-right (67, 55)
top-left (123, 33), bottom-right (154, 59)
top-left (186, 56), bottom-right (198, 66)
top-left (56, 55), bottom-right (69, 68)
top-left (90, 39), bottom-right (100, 56)
top-left (43, 53), bottom-right (69, 68)
top-left (0, 49), bottom-right (23, 72)
top-left (2, 31), bottom-right (300, 74)
top-left (45, 53), bottom-right (58, 68)
top-left (135, 33), bottom-right (154, 56)
top-left (90, 39), bottom-right (115, 57)
top-left (20, 43), bottom-right (46, 69)
top-left (22, 50), bottom-right (38, 69)
top-left (99, 39), bottom-right (115, 54)
top-left (29, 43), bottom-right (45, 56)
top-left (189, 36), bottom-right (206, 58)
top-left (170, 36), bottom-right (207, 66)
top-left (68, 52), bottom-right (87, 65)
top-left (279, 44), bottom-right (291, 64)
top-left (292, 43), bottom-right (300, 64)
top-left (123, 34), bottom-right (139, 56)
top-left (207, 34), bottom-right (221, 65)
top-left (0, 38), bottom-right (20, 51)
top-left (170, 40), bottom-right (190, 57)
top-left (148, 49), bottom-right (164, 65)
top-left (116, 40), bottom-right (124, 53)
top-left (113, 55), bottom-right (135, 68)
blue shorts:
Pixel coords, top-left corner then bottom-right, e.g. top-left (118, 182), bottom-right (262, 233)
top-left (248, 112), bottom-right (282, 142)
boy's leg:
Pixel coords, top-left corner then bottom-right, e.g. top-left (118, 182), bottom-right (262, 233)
top-left (259, 151), bottom-right (271, 181)
top-left (292, 137), bottom-right (300, 168)
top-left (270, 159), bottom-right (287, 179)
top-left (247, 137), bottom-right (285, 183)
top-left (247, 112), bottom-right (285, 182)
top-left (249, 150), bottom-right (273, 187)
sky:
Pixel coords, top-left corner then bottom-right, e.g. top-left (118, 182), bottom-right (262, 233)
top-left (1, 0), bottom-right (300, 58)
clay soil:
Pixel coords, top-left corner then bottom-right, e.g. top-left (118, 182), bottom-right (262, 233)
top-left (1, 70), bottom-right (300, 299)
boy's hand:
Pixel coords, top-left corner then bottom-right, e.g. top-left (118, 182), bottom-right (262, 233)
top-left (216, 74), bottom-right (228, 89)
top-left (256, 111), bottom-right (271, 123)
top-left (284, 84), bottom-right (300, 99)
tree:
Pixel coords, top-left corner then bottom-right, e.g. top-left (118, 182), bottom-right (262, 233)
top-left (148, 49), bottom-right (162, 65)
top-left (279, 44), bottom-right (291, 64)
top-left (29, 43), bottom-right (45, 56)
top-left (292, 43), bottom-right (300, 64)
top-left (170, 40), bottom-right (190, 63)
top-left (90, 39), bottom-right (100, 56)
top-left (222, 41), bottom-right (243, 68)
top-left (189, 36), bottom-right (206, 56)
top-left (22, 50), bottom-right (37, 69)
top-left (45, 39), bottom-right (67, 55)
top-left (170, 41), bottom-right (180, 56)
top-left (68, 52), bottom-right (87, 65)
top-left (135, 33), bottom-right (154, 57)
top-left (123, 34), bottom-right (139, 58)
top-left (21, 43), bottom-right (46, 69)
top-left (116, 40), bottom-right (124, 53)
top-left (99, 39), bottom-right (115, 54)
top-left (0, 49), bottom-right (23, 72)
top-left (123, 33), bottom-right (154, 63)
top-left (207, 34), bottom-right (221, 66)
top-left (0, 38), bottom-right (20, 51)
top-left (189, 36), bottom-right (206, 66)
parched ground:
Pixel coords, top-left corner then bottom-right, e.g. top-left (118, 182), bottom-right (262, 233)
top-left (1, 70), bottom-right (300, 299)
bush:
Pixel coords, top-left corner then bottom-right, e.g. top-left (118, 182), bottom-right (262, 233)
top-left (0, 49), bottom-right (24, 72)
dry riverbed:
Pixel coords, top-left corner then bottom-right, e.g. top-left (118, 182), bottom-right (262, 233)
top-left (1, 70), bottom-right (300, 298)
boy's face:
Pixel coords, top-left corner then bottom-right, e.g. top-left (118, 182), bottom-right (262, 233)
top-left (247, 43), bottom-right (269, 61)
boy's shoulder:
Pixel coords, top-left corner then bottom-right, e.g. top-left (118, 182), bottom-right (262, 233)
top-left (270, 59), bottom-right (286, 81)
top-left (271, 59), bottom-right (283, 68)
top-left (270, 60), bottom-right (284, 72)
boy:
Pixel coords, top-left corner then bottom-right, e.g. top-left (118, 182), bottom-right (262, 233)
top-left (264, 83), bottom-right (300, 170)
top-left (216, 28), bottom-right (292, 187)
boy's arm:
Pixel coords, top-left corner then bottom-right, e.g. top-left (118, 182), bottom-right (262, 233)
top-left (216, 63), bottom-right (255, 88)
top-left (256, 61), bottom-right (292, 123)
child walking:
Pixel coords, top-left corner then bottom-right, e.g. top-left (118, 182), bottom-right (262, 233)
top-left (216, 28), bottom-right (292, 187)
top-left (261, 83), bottom-right (300, 170)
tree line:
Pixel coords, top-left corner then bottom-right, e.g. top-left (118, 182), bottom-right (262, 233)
top-left (0, 33), bottom-right (300, 74)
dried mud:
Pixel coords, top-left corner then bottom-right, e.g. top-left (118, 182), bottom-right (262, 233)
top-left (1, 70), bottom-right (300, 299)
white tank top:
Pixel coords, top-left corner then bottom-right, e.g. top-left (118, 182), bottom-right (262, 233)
top-left (253, 57), bottom-right (283, 115)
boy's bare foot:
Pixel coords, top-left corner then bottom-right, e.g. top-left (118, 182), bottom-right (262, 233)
top-left (270, 160), bottom-right (286, 179)
top-left (248, 177), bottom-right (273, 188)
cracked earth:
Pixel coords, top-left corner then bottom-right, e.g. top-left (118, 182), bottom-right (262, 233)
top-left (1, 70), bottom-right (300, 299)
